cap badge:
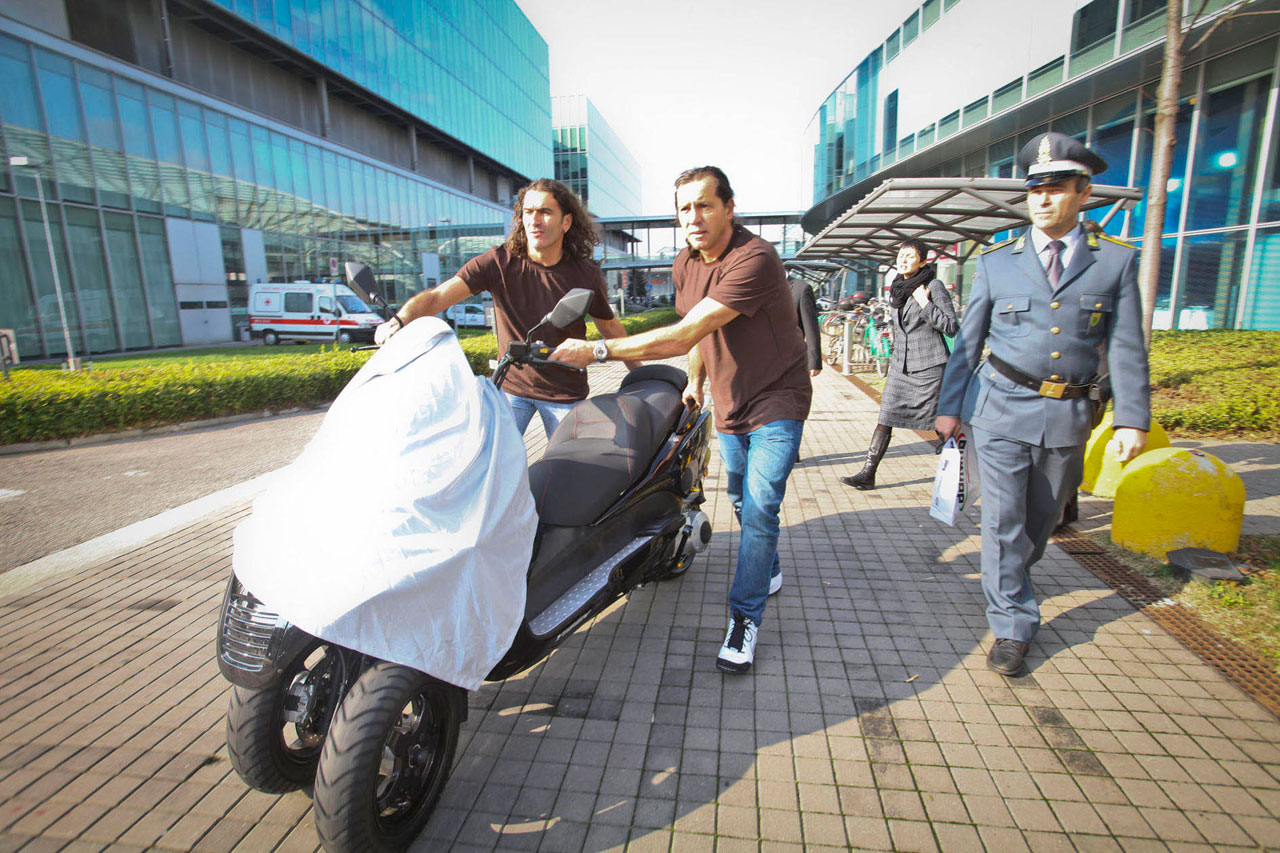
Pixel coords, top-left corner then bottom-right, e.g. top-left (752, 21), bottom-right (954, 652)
top-left (1036, 135), bottom-right (1053, 165)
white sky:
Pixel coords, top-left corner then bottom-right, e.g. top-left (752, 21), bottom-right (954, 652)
top-left (515, 0), bottom-right (907, 216)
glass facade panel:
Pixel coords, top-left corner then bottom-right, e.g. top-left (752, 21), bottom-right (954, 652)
top-left (79, 68), bottom-right (129, 210)
top-left (35, 50), bottom-right (94, 204)
top-left (103, 212), bottom-right (150, 349)
top-left (136, 215), bottom-right (180, 346)
top-left (116, 80), bottom-right (161, 213)
top-left (1245, 226), bottom-right (1280, 329)
top-left (0, 197), bottom-right (39, 356)
top-left (64, 205), bottom-right (118, 352)
top-left (1187, 73), bottom-right (1270, 231)
top-left (20, 199), bottom-right (79, 356)
top-left (1174, 229), bottom-right (1249, 329)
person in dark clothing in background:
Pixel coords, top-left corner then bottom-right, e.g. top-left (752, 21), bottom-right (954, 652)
top-left (789, 276), bottom-right (823, 379)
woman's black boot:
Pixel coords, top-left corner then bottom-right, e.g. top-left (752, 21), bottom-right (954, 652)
top-left (839, 425), bottom-right (891, 490)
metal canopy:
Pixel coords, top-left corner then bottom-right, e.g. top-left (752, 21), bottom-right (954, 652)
top-left (797, 177), bottom-right (1142, 266)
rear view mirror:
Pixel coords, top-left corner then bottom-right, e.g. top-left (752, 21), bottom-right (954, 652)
top-left (345, 262), bottom-right (392, 320)
top-left (343, 263), bottom-right (377, 305)
top-left (546, 288), bottom-right (594, 330)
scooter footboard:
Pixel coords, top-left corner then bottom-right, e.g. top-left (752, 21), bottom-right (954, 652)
top-left (216, 575), bottom-right (318, 691)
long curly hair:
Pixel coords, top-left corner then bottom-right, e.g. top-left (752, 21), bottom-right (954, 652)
top-left (504, 179), bottom-right (599, 261)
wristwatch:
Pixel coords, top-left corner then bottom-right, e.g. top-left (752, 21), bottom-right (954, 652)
top-left (593, 339), bottom-right (609, 363)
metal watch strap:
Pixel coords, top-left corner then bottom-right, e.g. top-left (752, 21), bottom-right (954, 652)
top-left (593, 339), bottom-right (609, 363)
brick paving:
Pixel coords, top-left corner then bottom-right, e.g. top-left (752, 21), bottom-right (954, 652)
top-left (1, 362), bottom-right (1278, 852)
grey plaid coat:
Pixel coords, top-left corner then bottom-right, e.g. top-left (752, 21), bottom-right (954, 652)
top-left (878, 278), bottom-right (959, 429)
top-left (889, 279), bottom-right (958, 373)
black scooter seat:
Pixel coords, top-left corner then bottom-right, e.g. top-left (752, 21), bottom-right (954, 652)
top-left (528, 365), bottom-right (687, 527)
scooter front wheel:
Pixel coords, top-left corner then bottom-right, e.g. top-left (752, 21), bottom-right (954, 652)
top-left (313, 662), bottom-right (465, 852)
top-left (225, 641), bottom-right (342, 793)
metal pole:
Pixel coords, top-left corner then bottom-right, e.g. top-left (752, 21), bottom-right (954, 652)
top-left (33, 169), bottom-right (77, 369)
top-left (842, 316), bottom-right (852, 376)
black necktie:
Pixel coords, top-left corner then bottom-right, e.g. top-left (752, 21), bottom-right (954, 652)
top-left (1046, 240), bottom-right (1065, 288)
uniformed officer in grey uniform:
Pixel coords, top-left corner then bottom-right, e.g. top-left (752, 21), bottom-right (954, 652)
top-left (935, 132), bottom-right (1151, 676)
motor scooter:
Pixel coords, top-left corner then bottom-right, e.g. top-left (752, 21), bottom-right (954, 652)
top-left (215, 266), bottom-right (714, 852)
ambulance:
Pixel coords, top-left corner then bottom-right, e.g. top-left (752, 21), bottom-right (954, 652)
top-left (249, 281), bottom-right (385, 345)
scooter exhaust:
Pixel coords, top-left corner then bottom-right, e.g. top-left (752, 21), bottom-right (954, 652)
top-left (684, 509), bottom-right (712, 554)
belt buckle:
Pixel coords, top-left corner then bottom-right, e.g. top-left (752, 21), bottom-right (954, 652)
top-left (1038, 379), bottom-right (1067, 399)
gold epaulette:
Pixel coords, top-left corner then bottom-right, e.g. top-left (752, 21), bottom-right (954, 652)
top-left (980, 237), bottom-right (1017, 255)
top-left (1098, 233), bottom-right (1136, 249)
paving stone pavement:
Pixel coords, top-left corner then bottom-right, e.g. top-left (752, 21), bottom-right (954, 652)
top-left (1, 362), bottom-right (1278, 852)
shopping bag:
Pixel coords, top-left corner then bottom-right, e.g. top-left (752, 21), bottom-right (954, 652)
top-left (930, 428), bottom-right (979, 526)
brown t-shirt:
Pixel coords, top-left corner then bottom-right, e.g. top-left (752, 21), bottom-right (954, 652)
top-left (674, 226), bottom-right (812, 433)
top-left (458, 246), bottom-right (614, 403)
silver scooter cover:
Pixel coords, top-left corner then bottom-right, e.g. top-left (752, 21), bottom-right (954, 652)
top-left (233, 318), bottom-right (536, 690)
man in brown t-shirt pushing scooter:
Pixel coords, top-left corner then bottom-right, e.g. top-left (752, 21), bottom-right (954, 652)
top-left (552, 166), bottom-right (812, 674)
top-left (376, 178), bottom-right (640, 437)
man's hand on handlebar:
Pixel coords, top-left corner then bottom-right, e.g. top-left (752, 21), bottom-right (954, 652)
top-left (374, 315), bottom-right (404, 346)
top-left (682, 380), bottom-right (704, 409)
top-left (548, 338), bottom-right (594, 369)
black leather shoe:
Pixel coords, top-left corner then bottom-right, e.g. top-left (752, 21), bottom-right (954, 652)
top-left (986, 639), bottom-right (1029, 676)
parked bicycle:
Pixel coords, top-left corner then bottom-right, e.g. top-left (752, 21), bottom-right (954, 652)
top-left (821, 293), bottom-right (893, 376)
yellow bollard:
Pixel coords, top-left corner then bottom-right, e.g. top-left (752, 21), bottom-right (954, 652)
top-left (1111, 447), bottom-right (1245, 560)
top-left (1080, 411), bottom-right (1170, 497)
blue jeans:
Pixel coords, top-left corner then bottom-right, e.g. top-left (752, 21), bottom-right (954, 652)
top-left (504, 392), bottom-right (576, 438)
top-left (718, 419), bottom-right (804, 626)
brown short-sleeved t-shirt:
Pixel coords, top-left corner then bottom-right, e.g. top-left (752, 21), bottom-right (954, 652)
top-left (458, 246), bottom-right (615, 403)
top-left (674, 226), bottom-right (811, 433)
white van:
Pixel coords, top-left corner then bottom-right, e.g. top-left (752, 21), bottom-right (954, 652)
top-left (443, 303), bottom-right (489, 329)
top-left (250, 282), bottom-right (385, 345)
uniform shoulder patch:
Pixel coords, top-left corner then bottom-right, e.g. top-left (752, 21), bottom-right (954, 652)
top-left (1098, 233), bottom-right (1136, 249)
top-left (980, 237), bottom-right (1017, 255)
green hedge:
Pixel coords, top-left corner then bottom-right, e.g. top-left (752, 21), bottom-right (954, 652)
top-left (1149, 330), bottom-right (1280, 437)
top-left (0, 349), bottom-right (370, 445)
top-left (1, 309), bottom-right (682, 445)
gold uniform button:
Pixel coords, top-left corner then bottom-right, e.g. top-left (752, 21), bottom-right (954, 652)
top-left (1095, 302), bottom-right (1103, 308)
top-left (1050, 301), bottom-right (1060, 309)
top-left (1051, 326), bottom-right (1060, 334)
top-left (1050, 374), bottom-right (1061, 380)
top-left (1006, 304), bottom-right (1014, 310)
top-left (1050, 351), bottom-right (1061, 359)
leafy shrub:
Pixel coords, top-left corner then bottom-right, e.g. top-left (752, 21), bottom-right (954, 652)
top-left (1, 349), bottom-right (370, 444)
top-left (1149, 330), bottom-right (1280, 437)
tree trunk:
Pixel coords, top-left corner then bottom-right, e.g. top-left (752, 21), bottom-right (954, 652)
top-left (1138, 1), bottom-right (1186, 346)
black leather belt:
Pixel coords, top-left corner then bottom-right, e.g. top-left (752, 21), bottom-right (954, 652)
top-left (986, 353), bottom-right (1096, 400)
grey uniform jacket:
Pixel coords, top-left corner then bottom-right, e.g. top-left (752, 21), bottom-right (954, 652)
top-left (889, 279), bottom-right (959, 373)
top-left (936, 228), bottom-right (1151, 448)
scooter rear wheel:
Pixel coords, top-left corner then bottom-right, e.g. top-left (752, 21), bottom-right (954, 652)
top-left (314, 663), bottom-right (465, 853)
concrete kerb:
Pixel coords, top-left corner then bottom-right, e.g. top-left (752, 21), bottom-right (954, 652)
top-left (0, 468), bottom-right (282, 597)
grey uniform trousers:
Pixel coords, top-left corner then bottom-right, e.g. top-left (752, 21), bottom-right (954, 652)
top-left (970, 425), bottom-right (1085, 642)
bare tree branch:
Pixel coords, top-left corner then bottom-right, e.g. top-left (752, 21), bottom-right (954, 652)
top-left (1187, 9), bottom-right (1280, 53)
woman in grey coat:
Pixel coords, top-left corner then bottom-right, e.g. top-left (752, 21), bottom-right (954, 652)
top-left (840, 239), bottom-right (959, 490)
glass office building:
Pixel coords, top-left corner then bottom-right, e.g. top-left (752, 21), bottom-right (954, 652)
top-left (0, 0), bottom-right (549, 359)
top-left (805, 0), bottom-right (1280, 330)
top-left (552, 94), bottom-right (641, 219)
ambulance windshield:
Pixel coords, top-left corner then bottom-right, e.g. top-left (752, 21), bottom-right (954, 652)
top-left (337, 294), bottom-right (372, 314)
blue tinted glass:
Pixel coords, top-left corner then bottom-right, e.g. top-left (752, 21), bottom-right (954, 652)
top-left (37, 63), bottom-right (85, 141)
top-left (79, 71), bottom-right (121, 150)
top-left (1187, 74), bottom-right (1271, 231)
top-left (0, 48), bottom-right (42, 130)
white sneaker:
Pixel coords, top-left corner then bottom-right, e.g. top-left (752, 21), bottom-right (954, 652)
top-left (717, 612), bottom-right (758, 673)
top-left (768, 573), bottom-right (782, 596)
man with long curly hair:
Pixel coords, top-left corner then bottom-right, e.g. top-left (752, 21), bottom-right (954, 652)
top-left (376, 178), bottom-right (638, 436)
